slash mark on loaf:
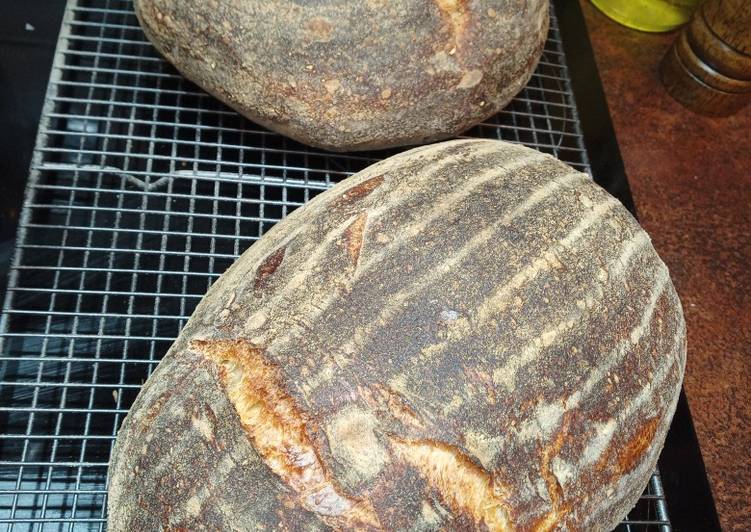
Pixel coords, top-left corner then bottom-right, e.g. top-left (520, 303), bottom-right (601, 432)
top-left (388, 436), bottom-right (512, 531)
top-left (615, 417), bottom-right (661, 474)
top-left (383, 386), bottom-right (425, 429)
top-left (343, 212), bottom-right (368, 266)
top-left (533, 413), bottom-right (574, 532)
top-left (367, 383), bottom-right (425, 429)
top-left (334, 174), bottom-right (384, 207)
top-left (254, 246), bottom-right (286, 290)
top-left (190, 339), bottom-right (380, 527)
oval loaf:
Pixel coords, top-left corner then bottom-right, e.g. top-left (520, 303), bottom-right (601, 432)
top-left (108, 139), bottom-right (686, 531)
top-left (134, 0), bottom-right (549, 151)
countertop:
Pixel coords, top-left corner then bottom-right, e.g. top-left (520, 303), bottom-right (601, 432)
top-left (580, 3), bottom-right (751, 530)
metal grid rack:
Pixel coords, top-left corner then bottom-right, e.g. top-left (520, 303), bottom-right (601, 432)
top-left (0, 0), bottom-right (672, 530)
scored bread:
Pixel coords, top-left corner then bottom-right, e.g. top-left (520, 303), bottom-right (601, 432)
top-left (107, 139), bottom-right (685, 530)
top-left (133, 0), bottom-right (549, 151)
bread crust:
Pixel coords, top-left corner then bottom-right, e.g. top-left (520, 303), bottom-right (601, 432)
top-left (133, 0), bottom-right (549, 151)
top-left (108, 140), bottom-right (686, 531)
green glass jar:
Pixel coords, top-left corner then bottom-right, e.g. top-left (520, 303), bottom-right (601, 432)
top-left (591, 0), bottom-right (701, 32)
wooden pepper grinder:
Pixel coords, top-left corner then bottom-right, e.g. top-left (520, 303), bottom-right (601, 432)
top-left (660, 0), bottom-right (751, 116)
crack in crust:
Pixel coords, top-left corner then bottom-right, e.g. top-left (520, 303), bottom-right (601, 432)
top-left (190, 339), bottom-right (380, 528)
top-left (388, 435), bottom-right (512, 531)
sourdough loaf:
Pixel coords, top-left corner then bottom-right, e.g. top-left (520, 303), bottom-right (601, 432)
top-left (107, 139), bottom-right (685, 531)
top-left (133, 0), bottom-right (549, 151)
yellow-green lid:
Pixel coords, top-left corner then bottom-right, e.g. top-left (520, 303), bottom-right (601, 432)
top-left (591, 0), bottom-right (701, 33)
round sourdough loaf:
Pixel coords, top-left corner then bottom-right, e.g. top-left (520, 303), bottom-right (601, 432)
top-left (107, 140), bottom-right (685, 531)
top-left (133, 0), bottom-right (549, 151)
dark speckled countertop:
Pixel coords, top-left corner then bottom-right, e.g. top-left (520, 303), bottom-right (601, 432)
top-left (580, 2), bottom-right (751, 530)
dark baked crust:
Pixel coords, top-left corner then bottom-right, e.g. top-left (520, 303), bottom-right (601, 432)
top-left (107, 140), bottom-right (686, 530)
top-left (133, 0), bottom-right (549, 151)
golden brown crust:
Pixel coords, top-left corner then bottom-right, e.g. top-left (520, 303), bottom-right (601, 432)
top-left (614, 417), bottom-right (661, 476)
top-left (133, 0), bottom-right (549, 151)
top-left (343, 212), bottom-right (368, 267)
top-left (388, 436), bottom-right (513, 530)
top-left (108, 140), bottom-right (685, 531)
top-left (191, 338), bottom-right (382, 528)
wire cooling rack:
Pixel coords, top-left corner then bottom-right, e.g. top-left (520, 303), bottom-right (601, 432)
top-left (0, 0), bottom-right (673, 530)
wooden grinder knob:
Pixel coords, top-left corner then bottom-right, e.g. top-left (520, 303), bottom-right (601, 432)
top-left (660, 0), bottom-right (751, 116)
